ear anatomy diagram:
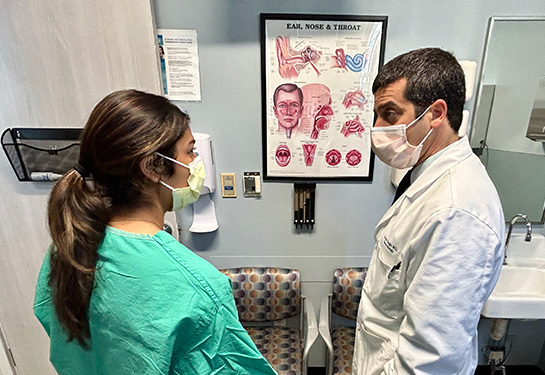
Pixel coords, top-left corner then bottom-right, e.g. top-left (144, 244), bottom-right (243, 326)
top-left (275, 145), bottom-right (291, 167)
top-left (302, 144), bottom-right (317, 166)
top-left (276, 36), bottom-right (321, 79)
top-left (301, 83), bottom-right (334, 140)
top-left (332, 48), bottom-right (367, 72)
top-left (325, 149), bottom-right (342, 166)
top-left (341, 115), bottom-right (365, 138)
top-left (346, 149), bottom-right (363, 166)
top-left (332, 49), bottom-right (347, 70)
top-left (342, 90), bottom-right (368, 110)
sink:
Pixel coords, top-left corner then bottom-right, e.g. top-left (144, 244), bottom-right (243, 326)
top-left (505, 233), bottom-right (545, 267)
top-left (482, 266), bottom-right (545, 319)
top-left (481, 233), bottom-right (545, 319)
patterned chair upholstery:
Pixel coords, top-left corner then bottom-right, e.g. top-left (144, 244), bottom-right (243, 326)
top-left (318, 268), bottom-right (368, 375)
top-left (220, 267), bottom-right (318, 375)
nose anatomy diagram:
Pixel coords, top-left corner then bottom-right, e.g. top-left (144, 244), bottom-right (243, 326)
top-left (311, 103), bottom-right (334, 139)
top-left (341, 115), bottom-right (365, 138)
top-left (275, 145), bottom-right (291, 167)
top-left (275, 36), bottom-right (321, 79)
top-left (342, 90), bottom-right (368, 110)
top-left (302, 144), bottom-right (317, 166)
top-left (301, 84), bottom-right (334, 140)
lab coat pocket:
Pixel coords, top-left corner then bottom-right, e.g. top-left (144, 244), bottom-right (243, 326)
top-left (357, 322), bottom-right (396, 373)
top-left (365, 243), bottom-right (403, 319)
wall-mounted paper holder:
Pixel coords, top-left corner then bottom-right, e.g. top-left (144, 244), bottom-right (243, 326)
top-left (1, 128), bottom-right (82, 181)
top-left (294, 183), bottom-right (316, 230)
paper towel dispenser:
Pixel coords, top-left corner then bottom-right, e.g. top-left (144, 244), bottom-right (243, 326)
top-left (526, 76), bottom-right (545, 142)
top-left (526, 109), bottom-right (545, 141)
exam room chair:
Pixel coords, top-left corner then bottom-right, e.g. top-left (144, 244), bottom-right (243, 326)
top-left (318, 267), bottom-right (368, 375)
top-left (219, 267), bottom-right (318, 375)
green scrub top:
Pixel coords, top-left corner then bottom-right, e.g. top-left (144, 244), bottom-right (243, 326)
top-left (34, 226), bottom-right (277, 375)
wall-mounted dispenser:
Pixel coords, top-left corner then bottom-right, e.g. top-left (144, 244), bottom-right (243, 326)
top-left (526, 76), bottom-right (545, 142)
top-left (188, 133), bottom-right (218, 233)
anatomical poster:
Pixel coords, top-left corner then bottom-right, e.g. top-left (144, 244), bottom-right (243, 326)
top-left (261, 14), bottom-right (387, 180)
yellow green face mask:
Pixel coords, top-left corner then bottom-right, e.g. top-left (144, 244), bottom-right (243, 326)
top-left (156, 153), bottom-right (207, 211)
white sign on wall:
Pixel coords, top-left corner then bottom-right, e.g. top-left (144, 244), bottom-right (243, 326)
top-left (157, 29), bottom-right (202, 101)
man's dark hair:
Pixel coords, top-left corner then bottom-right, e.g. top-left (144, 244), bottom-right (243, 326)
top-left (273, 83), bottom-right (303, 106)
top-left (372, 48), bottom-right (466, 131)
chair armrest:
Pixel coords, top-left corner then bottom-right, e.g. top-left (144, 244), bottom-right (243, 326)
top-left (319, 294), bottom-right (333, 353)
top-left (302, 295), bottom-right (319, 375)
top-left (319, 294), bottom-right (334, 375)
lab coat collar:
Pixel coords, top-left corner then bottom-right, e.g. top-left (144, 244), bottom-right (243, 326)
top-left (384, 136), bottom-right (473, 218)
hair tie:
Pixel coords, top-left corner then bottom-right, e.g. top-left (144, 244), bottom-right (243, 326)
top-left (73, 163), bottom-right (89, 178)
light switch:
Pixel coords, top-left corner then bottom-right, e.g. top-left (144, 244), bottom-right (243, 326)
top-left (243, 172), bottom-right (261, 197)
top-left (221, 173), bottom-right (237, 198)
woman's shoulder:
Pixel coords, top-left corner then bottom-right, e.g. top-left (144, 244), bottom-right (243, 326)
top-left (99, 229), bottom-right (232, 304)
top-left (152, 231), bottom-right (232, 301)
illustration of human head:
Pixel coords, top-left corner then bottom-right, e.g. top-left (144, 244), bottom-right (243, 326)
top-left (273, 83), bottom-right (304, 139)
top-left (300, 83), bottom-right (334, 140)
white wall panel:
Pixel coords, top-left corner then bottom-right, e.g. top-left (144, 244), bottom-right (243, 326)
top-left (0, 0), bottom-right (160, 373)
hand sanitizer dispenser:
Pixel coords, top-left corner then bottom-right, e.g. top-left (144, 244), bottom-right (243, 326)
top-left (189, 132), bottom-right (218, 233)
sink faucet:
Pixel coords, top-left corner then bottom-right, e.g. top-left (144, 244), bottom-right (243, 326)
top-left (503, 214), bottom-right (532, 265)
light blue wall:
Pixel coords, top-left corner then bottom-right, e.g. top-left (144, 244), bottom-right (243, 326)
top-left (153, 0), bottom-right (545, 367)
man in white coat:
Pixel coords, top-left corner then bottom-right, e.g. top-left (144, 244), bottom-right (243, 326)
top-left (353, 48), bottom-right (505, 375)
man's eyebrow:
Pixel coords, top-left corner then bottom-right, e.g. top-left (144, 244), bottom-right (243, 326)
top-left (375, 101), bottom-right (403, 113)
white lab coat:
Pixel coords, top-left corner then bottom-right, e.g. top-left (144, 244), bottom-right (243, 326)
top-left (353, 137), bottom-right (505, 375)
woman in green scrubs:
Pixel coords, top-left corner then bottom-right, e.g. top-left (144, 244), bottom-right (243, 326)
top-left (34, 90), bottom-right (277, 375)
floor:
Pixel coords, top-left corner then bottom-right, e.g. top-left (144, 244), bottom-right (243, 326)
top-left (308, 366), bottom-right (545, 375)
top-left (475, 365), bottom-right (545, 375)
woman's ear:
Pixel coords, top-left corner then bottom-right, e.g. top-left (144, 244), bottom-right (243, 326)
top-left (139, 156), bottom-right (160, 183)
top-left (430, 99), bottom-right (448, 128)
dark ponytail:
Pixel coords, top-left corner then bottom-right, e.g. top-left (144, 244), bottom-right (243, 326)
top-left (47, 169), bottom-right (109, 347)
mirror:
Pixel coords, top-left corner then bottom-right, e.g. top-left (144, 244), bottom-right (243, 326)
top-left (471, 17), bottom-right (545, 224)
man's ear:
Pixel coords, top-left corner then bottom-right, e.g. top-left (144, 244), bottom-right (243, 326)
top-left (139, 156), bottom-right (160, 183)
top-left (430, 99), bottom-right (448, 129)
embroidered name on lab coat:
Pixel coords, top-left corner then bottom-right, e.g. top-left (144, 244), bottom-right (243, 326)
top-left (383, 236), bottom-right (398, 254)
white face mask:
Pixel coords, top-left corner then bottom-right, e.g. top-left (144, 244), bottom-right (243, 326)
top-left (370, 105), bottom-right (433, 169)
top-left (156, 153), bottom-right (206, 211)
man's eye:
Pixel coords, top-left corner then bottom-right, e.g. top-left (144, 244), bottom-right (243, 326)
top-left (385, 110), bottom-right (398, 122)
